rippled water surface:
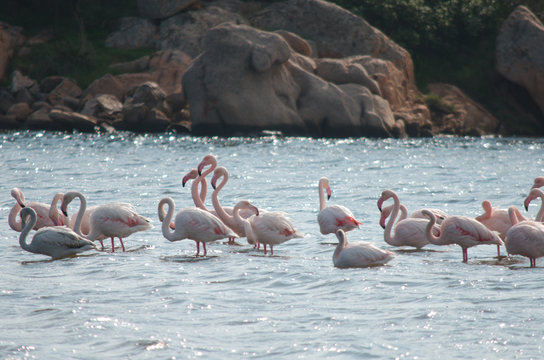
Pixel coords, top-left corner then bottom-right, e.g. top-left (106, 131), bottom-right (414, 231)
top-left (1, 131), bottom-right (544, 359)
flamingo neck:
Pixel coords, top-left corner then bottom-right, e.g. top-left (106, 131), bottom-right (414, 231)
top-left (508, 206), bottom-right (521, 226)
top-left (48, 193), bottom-right (65, 226)
top-left (71, 192), bottom-right (87, 236)
top-left (19, 209), bottom-right (36, 253)
top-left (424, 212), bottom-right (443, 245)
top-left (318, 179), bottom-right (327, 211)
top-left (333, 235), bottom-right (346, 259)
top-left (384, 192), bottom-right (401, 246)
top-left (160, 198), bottom-right (179, 242)
top-left (191, 175), bottom-right (209, 211)
top-left (211, 174), bottom-right (235, 227)
top-left (534, 191), bottom-right (544, 222)
top-left (8, 204), bottom-right (23, 232)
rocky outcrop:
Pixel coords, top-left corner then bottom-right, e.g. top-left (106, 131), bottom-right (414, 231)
top-left (427, 83), bottom-right (501, 136)
top-left (0, 22), bottom-right (25, 83)
top-left (496, 5), bottom-right (544, 116)
top-left (182, 22), bottom-right (397, 137)
top-left (137, 0), bottom-right (200, 19)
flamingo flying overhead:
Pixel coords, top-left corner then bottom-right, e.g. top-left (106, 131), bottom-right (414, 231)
top-left (505, 205), bottom-right (544, 267)
top-left (8, 188), bottom-right (68, 231)
top-left (333, 229), bottom-right (395, 268)
top-left (377, 190), bottom-right (440, 249)
top-left (158, 197), bottom-right (238, 256)
top-left (475, 200), bottom-right (527, 256)
top-left (61, 191), bottom-right (153, 252)
top-left (17, 207), bottom-right (97, 259)
top-left (317, 177), bottom-right (362, 235)
top-left (422, 209), bottom-right (503, 263)
top-left (233, 200), bottom-right (303, 255)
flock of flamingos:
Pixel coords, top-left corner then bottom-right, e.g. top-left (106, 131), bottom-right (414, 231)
top-left (7, 154), bottom-right (544, 268)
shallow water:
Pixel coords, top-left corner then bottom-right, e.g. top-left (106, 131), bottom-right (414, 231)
top-left (1, 131), bottom-right (544, 359)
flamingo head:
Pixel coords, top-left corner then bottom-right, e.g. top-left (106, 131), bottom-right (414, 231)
top-left (211, 167), bottom-right (228, 190)
top-left (60, 191), bottom-right (79, 217)
top-left (235, 200), bottom-right (259, 216)
top-left (319, 177), bottom-right (331, 200)
top-left (335, 229), bottom-right (347, 247)
top-left (532, 176), bottom-right (544, 190)
top-left (379, 204), bottom-right (393, 228)
top-left (11, 187), bottom-right (26, 207)
top-left (377, 197), bottom-right (384, 212)
top-left (182, 169), bottom-right (199, 187)
top-left (197, 154), bottom-right (217, 176)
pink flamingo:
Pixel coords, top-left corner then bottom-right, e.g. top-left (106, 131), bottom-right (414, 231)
top-left (8, 188), bottom-right (68, 231)
top-left (61, 191), bottom-right (152, 252)
top-left (158, 197), bottom-right (238, 256)
top-left (505, 204), bottom-right (544, 267)
top-left (377, 189), bottom-right (448, 225)
top-left (317, 177), bottom-right (362, 235)
top-left (17, 207), bottom-right (97, 259)
top-left (422, 209), bottom-right (503, 263)
top-left (524, 188), bottom-right (544, 222)
top-left (233, 200), bottom-right (303, 255)
top-left (530, 176), bottom-right (544, 191)
top-left (182, 169), bottom-right (218, 214)
top-left (475, 200), bottom-right (528, 256)
top-left (377, 190), bottom-right (441, 249)
top-left (333, 229), bottom-right (395, 268)
top-left (210, 166), bottom-right (258, 244)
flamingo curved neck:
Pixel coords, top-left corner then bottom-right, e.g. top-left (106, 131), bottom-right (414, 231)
top-left (191, 175), bottom-right (209, 211)
top-left (333, 234), bottom-right (346, 259)
top-left (384, 192), bottom-right (401, 246)
top-left (233, 205), bottom-right (253, 239)
top-left (423, 212), bottom-right (444, 245)
top-left (161, 198), bottom-right (179, 242)
top-left (211, 174), bottom-right (235, 227)
top-left (8, 204), bottom-right (23, 231)
top-left (318, 179), bottom-right (327, 211)
top-left (508, 206), bottom-right (521, 226)
top-left (534, 190), bottom-right (544, 222)
top-left (19, 209), bottom-right (37, 252)
top-left (71, 192), bottom-right (87, 236)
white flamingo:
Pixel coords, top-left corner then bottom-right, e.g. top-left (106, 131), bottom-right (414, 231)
top-left (17, 207), bottom-right (97, 259)
top-left (377, 190), bottom-right (441, 249)
top-left (158, 197), bottom-right (238, 256)
top-left (333, 229), bottom-right (395, 268)
top-left (422, 209), bottom-right (503, 263)
top-left (233, 200), bottom-right (303, 255)
top-left (8, 188), bottom-right (68, 231)
top-left (505, 204), bottom-right (544, 268)
top-left (317, 177), bottom-right (362, 235)
top-left (61, 191), bottom-right (152, 252)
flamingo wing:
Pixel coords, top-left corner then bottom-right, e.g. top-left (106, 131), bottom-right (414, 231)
top-left (318, 205), bottom-right (361, 234)
top-left (253, 212), bottom-right (303, 244)
top-left (335, 242), bottom-right (395, 268)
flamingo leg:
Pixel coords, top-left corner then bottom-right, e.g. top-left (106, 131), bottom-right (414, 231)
top-left (497, 244), bottom-right (501, 257)
top-left (531, 258), bottom-right (536, 268)
top-left (111, 237), bottom-right (115, 252)
top-left (462, 248), bottom-right (468, 263)
top-left (119, 238), bottom-right (125, 252)
top-left (195, 241), bottom-right (200, 256)
top-left (98, 240), bottom-right (104, 250)
top-left (270, 245), bottom-right (274, 256)
top-left (228, 237), bottom-right (235, 245)
top-left (263, 244), bottom-right (267, 255)
top-left (203, 243), bottom-right (207, 256)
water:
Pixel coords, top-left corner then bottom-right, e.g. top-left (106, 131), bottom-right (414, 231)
top-left (1, 131), bottom-right (544, 359)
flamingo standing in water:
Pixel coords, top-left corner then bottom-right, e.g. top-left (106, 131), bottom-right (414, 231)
top-left (158, 197), bottom-right (238, 256)
top-left (333, 229), bottom-right (395, 268)
top-left (17, 207), bottom-right (97, 259)
top-left (377, 190), bottom-right (441, 249)
top-left (505, 203), bottom-right (544, 267)
top-left (422, 209), bottom-right (503, 263)
top-left (475, 200), bottom-right (527, 256)
top-left (61, 191), bottom-right (153, 252)
top-left (8, 188), bottom-right (68, 231)
top-left (210, 166), bottom-right (258, 244)
top-left (317, 177), bottom-right (362, 235)
top-left (233, 200), bottom-right (303, 255)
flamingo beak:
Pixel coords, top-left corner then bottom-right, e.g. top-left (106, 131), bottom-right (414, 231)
top-left (326, 187), bottom-right (331, 200)
top-left (197, 162), bottom-right (206, 176)
top-left (377, 197), bottom-right (383, 212)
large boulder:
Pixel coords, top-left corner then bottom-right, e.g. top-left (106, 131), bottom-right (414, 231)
top-left (182, 22), bottom-right (396, 137)
top-left (251, 0), bottom-right (414, 83)
top-left (0, 22), bottom-right (25, 83)
top-left (496, 6), bottom-right (544, 116)
top-left (105, 17), bottom-right (157, 49)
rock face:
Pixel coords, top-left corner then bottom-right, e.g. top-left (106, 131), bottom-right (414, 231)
top-left (137, 0), bottom-right (200, 20)
top-left (182, 22), bottom-right (396, 137)
top-left (0, 22), bottom-right (25, 83)
top-left (496, 5), bottom-right (544, 116)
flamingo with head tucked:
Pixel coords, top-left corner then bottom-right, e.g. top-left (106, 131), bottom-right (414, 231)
top-left (377, 190), bottom-right (441, 249)
top-left (317, 177), bottom-right (362, 235)
top-left (17, 207), bottom-right (97, 259)
top-left (422, 209), bottom-right (503, 263)
top-left (8, 188), bottom-right (68, 231)
top-left (333, 229), bottom-right (395, 268)
top-left (505, 199), bottom-right (544, 267)
top-left (61, 191), bottom-right (152, 252)
top-left (233, 200), bottom-right (303, 255)
top-left (158, 197), bottom-right (238, 256)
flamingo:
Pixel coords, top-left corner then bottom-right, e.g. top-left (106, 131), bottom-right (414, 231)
top-left (377, 190), bottom-right (448, 224)
top-left (210, 166), bottom-right (258, 243)
top-left (61, 191), bottom-right (153, 252)
top-left (530, 176), bottom-right (544, 191)
top-left (8, 188), bottom-right (68, 231)
top-left (333, 229), bottom-right (395, 268)
top-left (524, 188), bottom-right (544, 222)
top-left (377, 190), bottom-right (440, 249)
top-left (505, 205), bottom-right (544, 267)
top-left (17, 207), bottom-right (97, 259)
top-left (158, 197), bottom-right (238, 256)
top-left (317, 177), bottom-right (362, 235)
top-left (422, 209), bottom-right (503, 263)
top-left (182, 168), bottom-right (217, 214)
top-left (233, 200), bottom-right (303, 255)
top-left (475, 200), bottom-right (528, 256)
